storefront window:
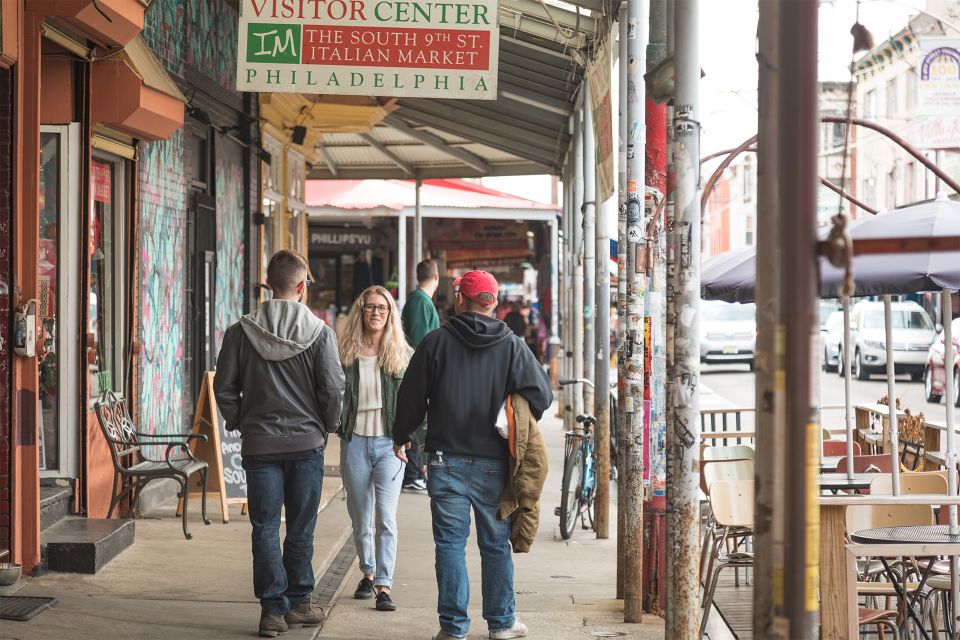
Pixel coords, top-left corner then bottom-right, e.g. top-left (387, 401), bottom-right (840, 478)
top-left (261, 198), bottom-right (279, 297)
top-left (38, 132), bottom-right (60, 470)
top-left (89, 158), bottom-right (122, 398)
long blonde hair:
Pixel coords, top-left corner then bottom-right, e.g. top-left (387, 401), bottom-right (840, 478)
top-left (338, 286), bottom-right (412, 375)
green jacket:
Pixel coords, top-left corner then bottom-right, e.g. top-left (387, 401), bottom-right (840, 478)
top-left (401, 288), bottom-right (439, 347)
top-left (339, 360), bottom-right (426, 444)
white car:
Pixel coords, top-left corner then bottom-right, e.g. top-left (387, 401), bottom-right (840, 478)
top-left (844, 300), bottom-right (937, 381)
top-left (699, 301), bottom-right (756, 369)
top-left (821, 310), bottom-right (844, 372)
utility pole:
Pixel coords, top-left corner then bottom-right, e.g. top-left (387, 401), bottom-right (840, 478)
top-left (583, 82), bottom-right (597, 418)
top-left (778, 1), bottom-right (819, 637)
top-left (667, 1), bottom-right (701, 637)
top-left (623, 0), bottom-right (649, 624)
top-left (753, 0), bottom-right (784, 636)
top-left (642, 0), bottom-right (668, 614)
top-left (573, 104), bottom-right (585, 419)
top-left (615, 7), bottom-right (628, 600)
top-left (414, 178), bottom-right (423, 265)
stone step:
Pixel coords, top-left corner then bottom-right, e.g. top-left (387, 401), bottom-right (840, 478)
top-left (39, 486), bottom-right (74, 531)
top-left (40, 517), bottom-right (135, 574)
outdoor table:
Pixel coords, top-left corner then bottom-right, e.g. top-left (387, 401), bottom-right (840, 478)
top-left (819, 472), bottom-right (884, 492)
top-left (851, 525), bottom-right (960, 640)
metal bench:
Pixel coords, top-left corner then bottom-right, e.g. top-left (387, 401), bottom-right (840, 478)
top-left (94, 390), bottom-right (211, 539)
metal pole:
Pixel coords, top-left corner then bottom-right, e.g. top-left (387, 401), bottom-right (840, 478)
top-left (844, 297), bottom-right (855, 482)
top-left (643, 0), bottom-right (668, 614)
top-left (942, 290), bottom-right (959, 637)
top-left (550, 213), bottom-right (560, 361)
top-left (583, 82), bottom-right (597, 417)
top-left (414, 178), bottom-right (423, 265)
top-left (754, 3), bottom-right (784, 634)
top-left (563, 162), bottom-right (575, 430)
top-left (778, 0), bottom-right (819, 635)
top-left (616, 7), bottom-right (629, 601)
top-left (398, 211), bottom-right (407, 308)
top-left (595, 179), bottom-right (611, 541)
top-left (883, 294), bottom-right (901, 496)
top-left (623, 0), bottom-right (649, 623)
top-left (667, 2), bottom-right (700, 636)
top-left (574, 105), bottom-right (585, 419)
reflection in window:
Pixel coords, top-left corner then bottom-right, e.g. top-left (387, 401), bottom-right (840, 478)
top-left (39, 133), bottom-right (60, 470)
top-left (90, 160), bottom-right (115, 397)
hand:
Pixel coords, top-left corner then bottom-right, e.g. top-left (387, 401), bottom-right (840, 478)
top-left (393, 442), bottom-right (411, 463)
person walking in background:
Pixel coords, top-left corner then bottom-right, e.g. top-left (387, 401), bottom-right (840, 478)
top-left (503, 302), bottom-right (526, 338)
top-left (399, 259), bottom-right (440, 494)
top-left (214, 250), bottom-right (345, 638)
top-left (392, 270), bottom-right (553, 640)
top-left (337, 285), bottom-right (413, 613)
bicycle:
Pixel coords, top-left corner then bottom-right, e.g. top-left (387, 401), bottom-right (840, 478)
top-left (556, 379), bottom-right (598, 540)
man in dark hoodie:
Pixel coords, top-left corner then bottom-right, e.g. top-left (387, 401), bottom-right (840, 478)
top-left (214, 250), bottom-right (345, 638)
top-left (393, 270), bottom-right (553, 640)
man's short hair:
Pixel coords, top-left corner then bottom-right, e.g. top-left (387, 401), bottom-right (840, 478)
top-left (267, 250), bottom-right (308, 294)
top-left (416, 259), bottom-right (438, 284)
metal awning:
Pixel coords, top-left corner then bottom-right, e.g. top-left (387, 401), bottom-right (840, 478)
top-left (307, 0), bottom-right (609, 180)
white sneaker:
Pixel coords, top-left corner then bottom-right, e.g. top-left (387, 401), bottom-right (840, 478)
top-left (489, 621), bottom-right (528, 639)
top-left (432, 631), bottom-right (465, 640)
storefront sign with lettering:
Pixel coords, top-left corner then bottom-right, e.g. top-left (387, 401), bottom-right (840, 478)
top-left (237, 0), bottom-right (499, 99)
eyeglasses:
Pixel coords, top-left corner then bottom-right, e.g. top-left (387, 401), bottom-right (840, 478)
top-left (362, 304), bottom-right (389, 315)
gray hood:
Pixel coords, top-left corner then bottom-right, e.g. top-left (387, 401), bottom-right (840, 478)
top-left (240, 300), bottom-right (324, 362)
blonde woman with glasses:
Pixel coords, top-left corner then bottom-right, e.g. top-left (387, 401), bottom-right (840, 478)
top-left (338, 285), bottom-right (413, 612)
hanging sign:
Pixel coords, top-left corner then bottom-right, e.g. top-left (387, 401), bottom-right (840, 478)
top-left (236, 0), bottom-right (499, 99)
top-left (586, 35), bottom-right (614, 204)
top-left (917, 39), bottom-right (960, 149)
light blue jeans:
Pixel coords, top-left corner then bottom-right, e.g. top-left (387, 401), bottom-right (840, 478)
top-left (341, 435), bottom-right (404, 588)
top-left (428, 453), bottom-right (514, 638)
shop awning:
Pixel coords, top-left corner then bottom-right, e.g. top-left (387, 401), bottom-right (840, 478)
top-left (306, 178), bottom-right (559, 219)
top-left (91, 35), bottom-right (186, 141)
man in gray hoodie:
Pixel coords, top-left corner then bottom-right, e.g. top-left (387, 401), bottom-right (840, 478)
top-left (215, 250), bottom-right (345, 638)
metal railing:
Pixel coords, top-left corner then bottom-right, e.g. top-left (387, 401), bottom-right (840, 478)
top-left (699, 405), bottom-right (846, 447)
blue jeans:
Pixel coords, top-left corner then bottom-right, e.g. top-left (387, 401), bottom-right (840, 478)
top-left (242, 449), bottom-right (325, 614)
top-left (341, 435), bottom-right (404, 588)
top-left (427, 453), bottom-right (514, 638)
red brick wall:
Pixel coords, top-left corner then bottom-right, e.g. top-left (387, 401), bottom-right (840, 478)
top-left (0, 66), bottom-right (13, 556)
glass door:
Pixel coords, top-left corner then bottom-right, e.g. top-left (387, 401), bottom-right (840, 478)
top-left (39, 124), bottom-right (80, 478)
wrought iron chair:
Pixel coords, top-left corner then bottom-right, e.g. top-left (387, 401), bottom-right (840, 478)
top-left (94, 390), bottom-right (211, 539)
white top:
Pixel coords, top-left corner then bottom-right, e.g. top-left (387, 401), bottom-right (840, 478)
top-left (355, 355), bottom-right (384, 437)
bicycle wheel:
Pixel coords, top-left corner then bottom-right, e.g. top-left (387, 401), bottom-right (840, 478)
top-left (559, 444), bottom-right (584, 540)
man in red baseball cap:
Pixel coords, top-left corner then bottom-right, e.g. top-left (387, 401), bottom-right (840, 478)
top-left (393, 270), bottom-right (553, 640)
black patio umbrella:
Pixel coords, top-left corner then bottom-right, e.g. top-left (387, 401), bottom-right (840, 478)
top-left (701, 196), bottom-right (960, 302)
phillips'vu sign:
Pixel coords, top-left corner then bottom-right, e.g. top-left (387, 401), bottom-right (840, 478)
top-left (237, 0), bottom-right (499, 99)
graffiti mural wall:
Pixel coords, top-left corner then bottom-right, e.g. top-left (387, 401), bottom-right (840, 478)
top-left (185, 0), bottom-right (238, 90)
top-left (138, 133), bottom-right (186, 438)
top-left (215, 137), bottom-right (245, 351)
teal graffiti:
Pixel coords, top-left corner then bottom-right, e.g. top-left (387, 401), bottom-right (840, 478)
top-left (215, 144), bottom-right (245, 351)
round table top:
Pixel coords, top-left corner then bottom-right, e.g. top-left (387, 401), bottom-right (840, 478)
top-left (851, 525), bottom-right (960, 545)
top-left (819, 472), bottom-right (884, 490)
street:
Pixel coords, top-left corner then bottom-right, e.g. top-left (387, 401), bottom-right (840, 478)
top-left (701, 361), bottom-right (950, 430)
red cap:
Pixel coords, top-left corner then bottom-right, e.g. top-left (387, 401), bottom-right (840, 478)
top-left (458, 270), bottom-right (498, 306)
top-left (452, 277), bottom-right (462, 290)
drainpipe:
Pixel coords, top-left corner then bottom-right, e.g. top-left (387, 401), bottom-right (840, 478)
top-left (623, 0), bottom-right (649, 623)
top-left (666, 0), bottom-right (701, 636)
top-left (583, 81), bottom-right (597, 417)
top-left (753, 0), bottom-right (783, 635)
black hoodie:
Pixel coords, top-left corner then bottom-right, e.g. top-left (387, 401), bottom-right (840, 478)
top-left (393, 312), bottom-right (553, 459)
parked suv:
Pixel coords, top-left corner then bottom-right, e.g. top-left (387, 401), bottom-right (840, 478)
top-left (821, 310), bottom-right (844, 372)
top-left (924, 318), bottom-right (960, 405)
top-left (844, 300), bottom-right (937, 381)
top-left (699, 300), bottom-right (756, 369)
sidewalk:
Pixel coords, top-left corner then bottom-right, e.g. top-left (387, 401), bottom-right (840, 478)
top-left (9, 462), bottom-right (350, 639)
top-left (322, 407), bottom-right (665, 639)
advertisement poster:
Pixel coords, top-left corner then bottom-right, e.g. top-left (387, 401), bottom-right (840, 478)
top-left (237, 0), bottom-right (499, 98)
top-left (918, 39), bottom-right (960, 148)
top-left (587, 35), bottom-right (614, 203)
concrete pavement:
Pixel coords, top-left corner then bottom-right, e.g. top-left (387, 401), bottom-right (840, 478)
top-left (6, 406), bottom-right (670, 639)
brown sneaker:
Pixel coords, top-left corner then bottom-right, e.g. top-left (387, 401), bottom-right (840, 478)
top-left (258, 610), bottom-right (288, 637)
top-left (285, 601), bottom-right (325, 628)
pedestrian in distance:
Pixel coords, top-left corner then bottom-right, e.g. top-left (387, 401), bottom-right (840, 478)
top-left (337, 285), bottom-right (414, 613)
top-left (399, 258), bottom-right (441, 494)
top-left (393, 270), bottom-right (554, 640)
top-left (214, 250), bottom-right (345, 638)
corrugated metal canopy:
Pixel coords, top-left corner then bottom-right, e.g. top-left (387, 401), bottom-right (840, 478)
top-left (308, 0), bottom-right (613, 180)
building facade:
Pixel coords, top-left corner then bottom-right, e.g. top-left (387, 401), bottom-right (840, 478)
top-left (1, 0), bottom-right (259, 573)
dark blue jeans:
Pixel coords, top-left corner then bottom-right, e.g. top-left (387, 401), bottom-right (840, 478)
top-left (242, 449), bottom-right (325, 614)
top-left (427, 453), bottom-right (514, 638)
